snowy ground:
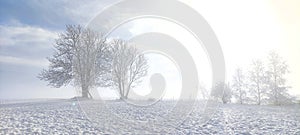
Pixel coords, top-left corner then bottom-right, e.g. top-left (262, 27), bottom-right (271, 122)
top-left (0, 99), bottom-right (299, 134)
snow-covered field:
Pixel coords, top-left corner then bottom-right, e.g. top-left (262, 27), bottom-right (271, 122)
top-left (0, 99), bottom-right (299, 134)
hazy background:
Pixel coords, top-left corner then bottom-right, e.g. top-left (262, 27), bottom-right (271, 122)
top-left (0, 0), bottom-right (299, 99)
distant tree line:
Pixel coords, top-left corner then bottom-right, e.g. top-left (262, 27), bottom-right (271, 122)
top-left (211, 51), bottom-right (294, 105)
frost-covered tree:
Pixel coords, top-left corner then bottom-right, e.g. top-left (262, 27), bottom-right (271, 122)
top-left (211, 82), bottom-right (232, 104)
top-left (266, 51), bottom-right (290, 105)
top-left (199, 83), bottom-right (209, 100)
top-left (249, 59), bottom-right (268, 105)
top-left (232, 68), bottom-right (248, 104)
top-left (109, 39), bottom-right (148, 99)
top-left (39, 25), bottom-right (111, 98)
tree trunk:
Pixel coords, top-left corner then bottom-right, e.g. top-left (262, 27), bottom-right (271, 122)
top-left (257, 83), bottom-right (261, 105)
top-left (120, 95), bottom-right (128, 100)
top-left (88, 91), bottom-right (93, 99)
top-left (125, 87), bottom-right (130, 99)
top-left (82, 85), bottom-right (89, 98)
top-left (118, 84), bottom-right (125, 100)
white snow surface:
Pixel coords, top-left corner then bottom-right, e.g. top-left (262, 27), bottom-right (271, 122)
top-left (0, 100), bottom-right (299, 134)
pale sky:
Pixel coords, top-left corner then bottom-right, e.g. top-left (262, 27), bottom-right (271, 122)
top-left (0, 0), bottom-right (299, 99)
top-left (184, 0), bottom-right (300, 96)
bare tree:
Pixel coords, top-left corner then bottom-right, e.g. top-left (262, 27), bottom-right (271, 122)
top-left (232, 68), bottom-right (248, 104)
top-left (39, 25), bottom-right (110, 98)
top-left (249, 59), bottom-right (268, 105)
top-left (211, 82), bottom-right (232, 104)
top-left (198, 83), bottom-right (209, 100)
top-left (266, 51), bottom-right (290, 105)
top-left (109, 39), bottom-right (148, 99)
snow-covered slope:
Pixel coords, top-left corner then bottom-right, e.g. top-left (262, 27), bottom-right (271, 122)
top-left (0, 100), bottom-right (299, 134)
